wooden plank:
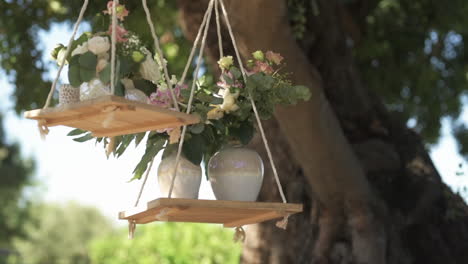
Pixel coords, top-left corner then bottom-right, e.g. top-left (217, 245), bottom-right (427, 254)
top-left (24, 96), bottom-right (200, 137)
top-left (119, 198), bottom-right (303, 226)
top-left (223, 211), bottom-right (283, 227)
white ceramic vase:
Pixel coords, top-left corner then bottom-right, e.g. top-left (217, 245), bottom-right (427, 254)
top-left (157, 153), bottom-right (202, 199)
top-left (208, 147), bottom-right (264, 201)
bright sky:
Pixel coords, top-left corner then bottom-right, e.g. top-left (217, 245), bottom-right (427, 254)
top-left (1, 23), bottom-right (466, 225)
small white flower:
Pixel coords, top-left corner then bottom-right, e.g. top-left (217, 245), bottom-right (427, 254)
top-left (87, 36), bottom-right (110, 55)
top-left (56, 48), bottom-right (68, 66)
top-left (219, 89), bottom-right (239, 113)
top-left (140, 51), bottom-right (161, 84)
top-left (71, 42), bottom-right (88, 56)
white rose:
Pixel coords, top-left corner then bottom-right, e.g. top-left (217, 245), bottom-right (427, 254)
top-left (87, 36), bottom-right (110, 55)
top-left (56, 48), bottom-right (68, 66)
top-left (140, 52), bottom-right (161, 84)
top-left (71, 42), bottom-right (88, 56)
top-left (220, 89), bottom-right (239, 112)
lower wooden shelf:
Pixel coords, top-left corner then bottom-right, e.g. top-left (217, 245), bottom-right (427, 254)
top-left (119, 198), bottom-right (303, 227)
top-left (24, 96), bottom-right (199, 137)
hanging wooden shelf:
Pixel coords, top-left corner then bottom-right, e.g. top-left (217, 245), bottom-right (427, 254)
top-left (119, 198), bottom-right (303, 227)
top-left (24, 96), bottom-right (199, 137)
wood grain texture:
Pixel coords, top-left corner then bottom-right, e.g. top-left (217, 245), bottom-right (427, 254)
top-left (119, 198), bottom-right (302, 226)
top-left (24, 96), bottom-right (200, 137)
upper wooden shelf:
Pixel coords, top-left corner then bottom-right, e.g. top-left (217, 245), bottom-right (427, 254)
top-left (119, 198), bottom-right (303, 227)
top-left (24, 96), bottom-right (199, 137)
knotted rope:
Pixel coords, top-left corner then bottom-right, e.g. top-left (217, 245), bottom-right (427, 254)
top-left (233, 226), bottom-right (246, 242)
top-left (218, 0), bottom-right (289, 228)
top-left (166, 0), bottom-right (215, 198)
top-left (39, 0), bottom-right (89, 139)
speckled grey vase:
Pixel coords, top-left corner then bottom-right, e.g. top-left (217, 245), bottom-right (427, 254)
top-left (208, 147), bottom-right (264, 201)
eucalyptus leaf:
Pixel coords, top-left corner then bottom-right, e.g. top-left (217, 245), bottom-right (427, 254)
top-left (67, 128), bottom-right (86, 136)
top-left (72, 133), bottom-right (94, 142)
top-left (135, 132), bottom-right (146, 147)
top-left (182, 133), bottom-right (205, 165)
top-left (79, 51), bottom-right (97, 70)
top-left (68, 64), bottom-right (82, 87)
top-left (189, 123), bottom-right (205, 134)
top-left (230, 67), bottom-right (242, 80)
top-left (99, 63), bottom-right (111, 84)
top-left (80, 68), bottom-right (95, 83)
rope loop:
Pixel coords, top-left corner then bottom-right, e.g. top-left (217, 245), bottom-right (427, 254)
top-left (128, 220), bottom-right (136, 239)
top-left (276, 214), bottom-right (291, 230)
top-left (233, 226), bottom-right (246, 242)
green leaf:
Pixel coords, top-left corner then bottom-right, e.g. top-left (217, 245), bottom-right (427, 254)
top-left (78, 51), bottom-right (97, 70)
top-left (80, 68), bottom-right (95, 83)
top-left (182, 133), bottom-right (205, 165)
top-left (114, 80), bottom-right (125, 96)
top-left (134, 132), bottom-right (146, 147)
top-left (230, 67), bottom-right (242, 80)
top-left (68, 60), bottom-right (82, 87)
top-left (119, 56), bottom-right (137, 77)
top-left (72, 133), bottom-right (94, 142)
top-left (180, 88), bottom-right (191, 100)
top-left (115, 135), bottom-right (135, 158)
top-left (99, 63), bottom-right (111, 84)
top-left (67, 128), bottom-right (86, 136)
top-left (162, 143), bottom-right (178, 159)
top-left (133, 79), bottom-right (157, 96)
top-left (222, 73), bottom-right (234, 85)
top-left (132, 138), bottom-right (166, 180)
top-left (189, 123), bottom-right (205, 134)
top-left (210, 97), bottom-right (223, 105)
top-left (231, 121), bottom-right (255, 145)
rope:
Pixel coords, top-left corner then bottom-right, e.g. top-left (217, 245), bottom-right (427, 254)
top-left (134, 157), bottom-right (155, 207)
top-left (219, 0), bottom-right (288, 205)
top-left (179, 1), bottom-right (213, 85)
top-left (233, 226), bottom-right (246, 242)
top-left (214, 0), bottom-right (224, 58)
top-left (43, 0), bottom-right (89, 109)
top-left (110, 0), bottom-right (118, 95)
top-left (167, 0), bottom-right (215, 198)
top-left (142, 0), bottom-right (180, 111)
top-left (128, 220), bottom-right (136, 239)
top-left (39, 0), bottom-right (89, 139)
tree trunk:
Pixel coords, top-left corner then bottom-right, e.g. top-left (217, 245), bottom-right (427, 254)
top-left (177, 1), bottom-right (468, 263)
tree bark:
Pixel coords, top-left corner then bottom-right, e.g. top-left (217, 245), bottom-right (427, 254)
top-left (177, 1), bottom-right (468, 263)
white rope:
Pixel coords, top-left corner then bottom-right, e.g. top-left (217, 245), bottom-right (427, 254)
top-left (219, 0), bottom-right (288, 204)
top-left (179, 2), bottom-right (213, 85)
top-left (233, 226), bottom-right (246, 242)
top-left (43, 0), bottom-right (89, 109)
top-left (142, 0), bottom-right (180, 111)
top-left (168, 0), bottom-right (215, 198)
top-left (214, 0), bottom-right (224, 58)
top-left (134, 157), bottom-right (155, 207)
top-left (110, 0), bottom-right (118, 95)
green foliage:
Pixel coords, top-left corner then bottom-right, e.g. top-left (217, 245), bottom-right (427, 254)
top-left (89, 223), bottom-right (242, 264)
top-left (0, 115), bottom-right (34, 248)
top-left (10, 202), bottom-right (113, 264)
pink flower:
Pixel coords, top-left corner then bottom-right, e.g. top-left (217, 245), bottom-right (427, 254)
top-left (103, 1), bottom-right (129, 21)
top-left (251, 61), bottom-right (274, 74)
top-left (108, 25), bottom-right (128, 42)
top-left (217, 71), bottom-right (243, 89)
top-left (265, 51), bottom-right (283, 65)
top-left (149, 84), bottom-right (186, 108)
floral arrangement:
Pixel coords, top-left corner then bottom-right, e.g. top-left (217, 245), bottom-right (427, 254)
top-left (51, 1), bottom-right (162, 102)
top-left (63, 3), bottom-right (310, 180)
